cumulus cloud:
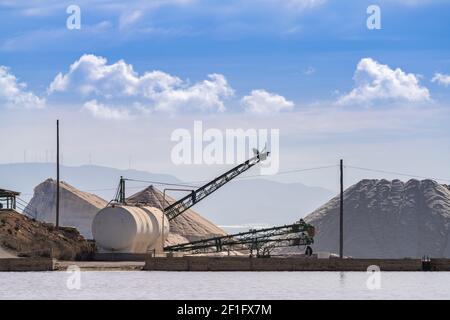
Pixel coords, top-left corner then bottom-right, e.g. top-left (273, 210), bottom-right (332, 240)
top-left (432, 73), bottom-right (450, 87)
top-left (0, 66), bottom-right (45, 109)
top-left (337, 58), bottom-right (430, 105)
top-left (83, 100), bottom-right (131, 120)
top-left (241, 89), bottom-right (294, 114)
top-left (153, 73), bottom-right (233, 113)
top-left (48, 54), bottom-right (180, 96)
top-left (48, 54), bottom-right (234, 114)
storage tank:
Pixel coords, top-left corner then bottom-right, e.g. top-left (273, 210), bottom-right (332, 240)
top-left (92, 205), bottom-right (169, 253)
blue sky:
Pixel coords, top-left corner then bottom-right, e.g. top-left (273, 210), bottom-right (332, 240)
top-left (0, 0), bottom-right (450, 190)
top-left (1, 0), bottom-right (449, 101)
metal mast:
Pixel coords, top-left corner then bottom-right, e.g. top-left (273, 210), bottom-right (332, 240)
top-left (339, 159), bottom-right (344, 258)
top-left (56, 119), bottom-right (60, 228)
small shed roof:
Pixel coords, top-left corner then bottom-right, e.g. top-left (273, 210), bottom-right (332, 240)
top-left (0, 188), bottom-right (20, 197)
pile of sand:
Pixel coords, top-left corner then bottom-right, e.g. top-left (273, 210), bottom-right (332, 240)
top-left (0, 210), bottom-right (93, 260)
top-left (304, 179), bottom-right (450, 258)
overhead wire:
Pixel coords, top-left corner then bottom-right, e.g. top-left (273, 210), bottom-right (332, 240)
top-left (13, 163), bottom-right (449, 206)
top-left (345, 165), bottom-right (450, 183)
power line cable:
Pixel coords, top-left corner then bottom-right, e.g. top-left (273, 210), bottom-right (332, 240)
top-left (345, 165), bottom-right (450, 183)
top-left (175, 164), bottom-right (339, 185)
top-left (124, 179), bottom-right (200, 189)
top-left (237, 164), bottom-right (339, 180)
top-left (38, 164), bottom-right (340, 195)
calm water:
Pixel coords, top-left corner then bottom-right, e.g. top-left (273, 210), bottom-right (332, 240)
top-left (1, 271), bottom-right (449, 300)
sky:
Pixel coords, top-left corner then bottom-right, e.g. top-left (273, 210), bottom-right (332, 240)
top-left (0, 0), bottom-right (449, 191)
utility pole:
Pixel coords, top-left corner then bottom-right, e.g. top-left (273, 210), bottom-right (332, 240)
top-left (56, 120), bottom-right (60, 228)
top-left (339, 159), bottom-right (344, 258)
top-left (119, 176), bottom-right (126, 204)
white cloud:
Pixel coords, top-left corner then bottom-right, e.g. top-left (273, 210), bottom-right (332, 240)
top-left (83, 100), bottom-right (131, 120)
top-left (154, 73), bottom-right (233, 113)
top-left (119, 10), bottom-right (143, 30)
top-left (48, 54), bottom-right (234, 114)
top-left (0, 66), bottom-right (45, 109)
top-left (283, 0), bottom-right (326, 10)
top-left (379, 0), bottom-right (441, 7)
top-left (432, 73), bottom-right (450, 87)
top-left (338, 58), bottom-right (430, 105)
top-left (241, 89), bottom-right (294, 115)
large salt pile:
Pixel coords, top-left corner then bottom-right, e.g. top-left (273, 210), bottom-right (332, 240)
top-left (304, 179), bottom-right (450, 258)
top-left (25, 179), bottom-right (107, 239)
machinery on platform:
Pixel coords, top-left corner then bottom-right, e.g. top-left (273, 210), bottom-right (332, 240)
top-left (164, 219), bottom-right (315, 257)
top-left (92, 149), bottom-right (270, 253)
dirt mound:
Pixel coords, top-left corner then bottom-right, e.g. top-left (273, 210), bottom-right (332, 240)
top-left (305, 179), bottom-right (450, 258)
top-left (0, 210), bottom-right (93, 260)
top-left (26, 178), bottom-right (107, 239)
top-left (127, 186), bottom-right (226, 242)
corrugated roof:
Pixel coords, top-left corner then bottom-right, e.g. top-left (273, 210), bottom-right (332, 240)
top-left (0, 188), bottom-right (20, 197)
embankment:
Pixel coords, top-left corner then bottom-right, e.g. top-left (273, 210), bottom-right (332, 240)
top-left (144, 257), bottom-right (450, 271)
top-left (0, 258), bottom-right (55, 271)
top-left (0, 210), bottom-right (93, 260)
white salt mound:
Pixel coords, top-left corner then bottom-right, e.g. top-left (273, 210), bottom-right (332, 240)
top-left (304, 179), bottom-right (450, 258)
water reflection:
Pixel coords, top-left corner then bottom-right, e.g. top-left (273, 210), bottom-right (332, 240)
top-left (0, 271), bottom-right (449, 300)
top-left (338, 271), bottom-right (346, 286)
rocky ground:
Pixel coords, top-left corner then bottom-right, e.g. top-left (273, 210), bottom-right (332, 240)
top-left (0, 210), bottom-right (94, 260)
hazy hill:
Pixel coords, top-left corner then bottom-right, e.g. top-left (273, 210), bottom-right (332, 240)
top-left (0, 163), bottom-right (179, 201)
top-left (305, 179), bottom-right (450, 258)
top-left (0, 163), bottom-right (333, 227)
top-left (195, 178), bottom-right (334, 226)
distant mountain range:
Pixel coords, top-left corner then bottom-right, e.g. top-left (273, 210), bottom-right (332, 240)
top-left (0, 163), bottom-right (334, 227)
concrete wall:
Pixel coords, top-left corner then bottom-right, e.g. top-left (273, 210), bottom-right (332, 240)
top-left (0, 258), bottom-right (55, 271)
top-left (430, 259), bottom-right (450, 271)
top-left (93, 252), bottom-right (150, 262)
top-left (144, 257), bottom-right (445, 272)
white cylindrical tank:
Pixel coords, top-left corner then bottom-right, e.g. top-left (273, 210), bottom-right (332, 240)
top-left (92, 205), bottom-right (169, 253)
